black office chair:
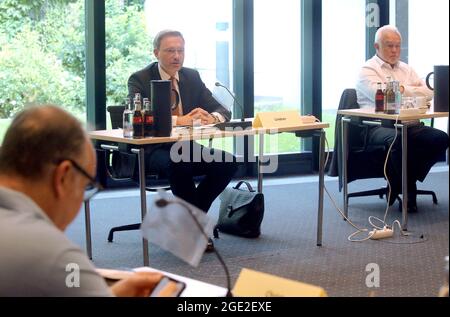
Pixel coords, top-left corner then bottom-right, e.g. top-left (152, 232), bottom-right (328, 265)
top-left (84, 105), bottom-right (214, 259)
top-left (104, 106), bottom-right (212, 242)
top-left (328, 89), bottom-right (438, 213)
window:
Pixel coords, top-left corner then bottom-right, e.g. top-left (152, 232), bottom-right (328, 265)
top-left (0, 1), bottom-right (85, 142)
top-left (407, 0), bottom-right (449, 78)
top-left (105, 0), bottom-right (233, 149)
top-left (104, 1), bottom-right (151, 128)
top-left (254, 0), bottom-right (302, 155)
top-left (322, 0), bottom-right (366, 149)
top-left (394, 0), bottom-right (449, 132)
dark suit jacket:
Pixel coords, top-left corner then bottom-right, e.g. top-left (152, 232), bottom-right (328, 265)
top-left (128, 62), bottom-right (231, 120)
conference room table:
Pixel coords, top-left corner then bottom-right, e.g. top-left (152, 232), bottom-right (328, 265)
top-left (87, 121), bottom-right (329, 266)
top-left (338, 108), bottom-right (449, 230)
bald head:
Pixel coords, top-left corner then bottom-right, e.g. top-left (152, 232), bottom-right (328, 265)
top-left (0, 105), bottom-right (88, 180)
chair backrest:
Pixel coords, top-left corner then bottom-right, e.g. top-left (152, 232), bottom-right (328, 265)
top-left (101, 105), bottom-right (171, 190)
top-left (337, 89), bottom-right (365, 148)
top-left (338, 89), bottom-right (359, 110)
top-left (329, 88), bottom-right (360, 178)
top-left (107, 105), bottom-right (125, 129)
top-left (328, 88), bottom-right (386, 189)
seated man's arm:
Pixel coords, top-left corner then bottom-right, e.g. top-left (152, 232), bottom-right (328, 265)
top-left (48, 248), bottom-right (113, 296)
top-left (190, 71), bottom-right (231, 121)
top-left (199, 89), bottom-right (231, 121)
top-left (402, 68), bottom-right (434, 100)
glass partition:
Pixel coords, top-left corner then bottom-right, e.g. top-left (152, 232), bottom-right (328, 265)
top-left (322, 0), bottom-right (366, 150)
top-left (254, 0), bottom-right (302, 154)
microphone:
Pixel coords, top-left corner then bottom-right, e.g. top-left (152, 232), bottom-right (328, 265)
top-left (155, 198), bottom-right (233, 297)
top-left (214, 82), bottom-right (252, 130)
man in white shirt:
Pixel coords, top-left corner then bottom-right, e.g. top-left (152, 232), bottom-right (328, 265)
top-left (355, 25), bottom-right (448, 212)
top-left (356, 27), bottom-right (433, 107)
top-left (0, 105), bottom-right (164, 296)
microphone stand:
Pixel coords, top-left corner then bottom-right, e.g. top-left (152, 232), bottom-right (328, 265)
top-left (155, 198), bottom-right (233, 297)
top-left (214, 82), bottom-right (253, 131)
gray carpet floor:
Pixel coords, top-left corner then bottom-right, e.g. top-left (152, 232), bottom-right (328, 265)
top-left (66, 167), bottom-right (449, 297)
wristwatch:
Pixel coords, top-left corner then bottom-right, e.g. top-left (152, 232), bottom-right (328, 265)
top-left (211, 113), bottom-right (220, 123)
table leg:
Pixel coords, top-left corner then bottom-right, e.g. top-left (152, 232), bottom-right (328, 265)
top-left (133, 147), bottom-right (149, 266)
top-left (401, 124), bottom-right (408, 230)
top-left (317, 130), bottom-right (325, 246)
top-left (257, 132), bottom-right (264, 194)
top-left (84, 200), bottom-right (92, 260)
top-left (341, 118), bottom-right (349, 219)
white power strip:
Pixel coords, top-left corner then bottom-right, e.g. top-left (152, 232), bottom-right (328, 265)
top-left (369, 227), bottom-right (394, 240)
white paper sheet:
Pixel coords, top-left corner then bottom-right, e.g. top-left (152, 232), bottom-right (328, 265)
top-left (141, 191), bottom-right (215, 267)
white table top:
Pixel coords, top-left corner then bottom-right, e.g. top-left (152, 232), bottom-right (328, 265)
top-left (337, 108), bottom-right (449, 121)
top-left (88, 122), bottom-right (329, 145)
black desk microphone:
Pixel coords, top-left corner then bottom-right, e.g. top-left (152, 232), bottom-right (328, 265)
top-left (214, 82), bottom-right (252, 130)
top-left (155, 198), bottom-right (233, 297)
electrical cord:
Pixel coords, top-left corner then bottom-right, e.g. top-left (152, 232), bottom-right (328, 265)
top-left (155, 198), bottom-right (233, 297)
top-left (322, 114), bottom-right (413, 242)
top-left (367, 115), bottom-right (410, 238)
top-left (322, 137), bottom-right (371, 241)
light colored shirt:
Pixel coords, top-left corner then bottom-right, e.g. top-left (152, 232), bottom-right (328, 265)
top-left (158, 64), bottom-right (225, 125)
top-left (159, 64), bottom-right (183, 120)
top-left (356, 55), bottom-right (433, 108)
top-left (0, 187), bottom-right (112, 297)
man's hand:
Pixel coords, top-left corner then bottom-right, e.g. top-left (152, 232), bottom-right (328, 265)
top-left (176, 108), bottom-right (216, 126)
top-left (110, 272), bottom-right (163, 297)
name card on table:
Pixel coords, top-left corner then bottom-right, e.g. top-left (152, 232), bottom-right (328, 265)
top-left (232, 268), bottom-right (327, 297)
top-left (253, 111), bottom-right (303, 129)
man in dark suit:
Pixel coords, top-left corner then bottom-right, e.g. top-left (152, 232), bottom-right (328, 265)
top-left (128, 30), bottom-right (237, 250)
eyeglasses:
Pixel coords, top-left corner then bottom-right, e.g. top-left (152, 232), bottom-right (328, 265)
top-left (383, 42), bottom-right (401, 50)
top-left (162, 48), bottom-right (185, 55)
top-left (55, 159), bottom-right (103, 201)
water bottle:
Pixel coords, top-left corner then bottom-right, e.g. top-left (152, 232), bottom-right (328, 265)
top-left (385, 81), bottom-right (396, 114)
top-left (393, 80), bottom-right (402, 112)
top-left (122, 98), bottom-right (133, 138)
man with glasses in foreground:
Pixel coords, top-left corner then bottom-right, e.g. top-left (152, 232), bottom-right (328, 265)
top-left (0, 105), bottom-right (164, 296)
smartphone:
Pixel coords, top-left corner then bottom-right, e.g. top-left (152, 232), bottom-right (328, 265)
top-left (149, 276), bottom-right (186, 297)
top-left (96, 268), bottom-right (134, 287)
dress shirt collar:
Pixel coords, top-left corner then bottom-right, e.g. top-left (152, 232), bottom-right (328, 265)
top-left (158, 63), bottom-right (180, 82)
top-left (374, 54), bottom-right (400, 70)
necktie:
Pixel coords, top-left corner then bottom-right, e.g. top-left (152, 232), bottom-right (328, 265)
top-left (170, 76), bottom-right (181, 116)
